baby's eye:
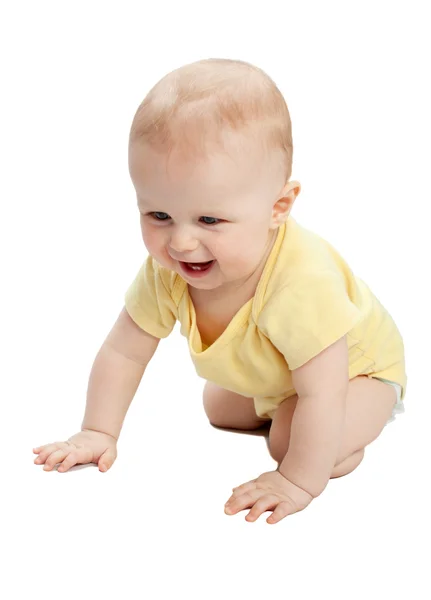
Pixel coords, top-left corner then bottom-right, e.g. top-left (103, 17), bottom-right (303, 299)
top-left (150, 212), bottom-right (171, 221)
top-left (200, 216), bottom-right (221, 225)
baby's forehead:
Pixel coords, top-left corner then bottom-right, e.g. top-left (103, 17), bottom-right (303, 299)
top-left (132, 133), bottom-right (278, 185)
top-left (140, 157), bottom-right (277, 210)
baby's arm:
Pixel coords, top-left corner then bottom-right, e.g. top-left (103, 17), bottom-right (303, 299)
top-left (81, 306), bottom-right (160, 439)
top-left (33, 307), bottom-right (159, 471)
top-left (277, 335), bottom-right (349, 497)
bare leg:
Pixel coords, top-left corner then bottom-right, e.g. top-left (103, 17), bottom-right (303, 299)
top-left (203, 381), bottom-right (270, 431)
top-left (330, 448), bottom-right (365, 478)
top-left (269, 375), bottom-right (397, 478)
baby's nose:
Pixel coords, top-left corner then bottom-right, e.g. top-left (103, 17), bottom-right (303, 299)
top-left (169, 229), bottom-right (199, 253)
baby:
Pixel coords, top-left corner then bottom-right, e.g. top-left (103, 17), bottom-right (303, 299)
top-left (33, 58), bottom-right (407, 524)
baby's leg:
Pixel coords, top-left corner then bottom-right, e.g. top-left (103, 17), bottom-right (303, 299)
top-left (203, 382), bottom-right (270, 430)
top-left (269, 375), bottom-right (397, 477)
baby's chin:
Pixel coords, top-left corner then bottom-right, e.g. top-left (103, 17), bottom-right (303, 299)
top-left (187, 280), bottom-right (222, 291)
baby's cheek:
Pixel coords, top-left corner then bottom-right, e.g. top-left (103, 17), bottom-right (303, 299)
top-left (142, 229), bottom-right (175, 270)
top-left (225, 248), bottom-right (257, 270)
top-left (141, 227), bottom-right (160, 253)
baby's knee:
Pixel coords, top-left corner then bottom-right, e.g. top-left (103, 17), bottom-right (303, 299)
top-left (203, 382), bottom-right (267, 430)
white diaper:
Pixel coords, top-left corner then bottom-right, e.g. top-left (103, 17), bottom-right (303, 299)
top-left (374, 377), bottom-right (405, 426)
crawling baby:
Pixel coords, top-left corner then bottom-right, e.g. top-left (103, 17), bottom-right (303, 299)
top-left (33, 58), bottom-right (407, 524)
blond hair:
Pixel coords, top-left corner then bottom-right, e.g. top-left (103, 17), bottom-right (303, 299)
top-left (129, 58), bottom-right (293, 180)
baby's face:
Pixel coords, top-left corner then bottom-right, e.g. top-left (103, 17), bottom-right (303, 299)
top-left (129, 138), bottom-right (285, 291)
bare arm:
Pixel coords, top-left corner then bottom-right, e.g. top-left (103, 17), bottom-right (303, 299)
top-left (277, 336), bottom-right (349, 497)
top-left (81, 306), bottom-right (160, 441)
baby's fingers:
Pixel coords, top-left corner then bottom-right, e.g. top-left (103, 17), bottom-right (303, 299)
top-left (34, 442), bottom-right (70, 464)
top-left (58, 446), bottom-right (94, 472)
top-left (33, 443), bottom-right (55, 457)
top-left (43, 447), bottom-right (73, 471)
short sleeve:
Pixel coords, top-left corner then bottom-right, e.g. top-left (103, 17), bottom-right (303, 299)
top-left (258, 270), bottom-right (364, 370)
top-left (124, 256), bottom-right (178, 339)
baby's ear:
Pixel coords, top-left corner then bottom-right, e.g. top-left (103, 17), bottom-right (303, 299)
top-left (270, 181), bottom-right (301, 228)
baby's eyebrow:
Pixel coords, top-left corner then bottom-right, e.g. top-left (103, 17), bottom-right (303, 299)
top-left (136, 197), bottom-right (236, 219)
top-left (137, 198), bottom-right (159, 212)
top-left (196, 210), bottom-right (233, 219)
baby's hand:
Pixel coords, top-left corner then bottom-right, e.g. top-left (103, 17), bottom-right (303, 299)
top-left (224, 470), bottom-right (313, 524)
top-left (33, 430), bottom-right (117, 473)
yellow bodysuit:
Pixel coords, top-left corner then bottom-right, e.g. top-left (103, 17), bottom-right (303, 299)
top-left (124, 217), bottom-right (407, 419)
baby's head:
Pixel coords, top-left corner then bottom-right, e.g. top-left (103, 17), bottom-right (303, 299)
top-left (128, 58), bottom-right (301, 291)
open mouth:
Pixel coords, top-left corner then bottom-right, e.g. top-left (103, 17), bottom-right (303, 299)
top-left (179, 260), bottom-right (215, 276)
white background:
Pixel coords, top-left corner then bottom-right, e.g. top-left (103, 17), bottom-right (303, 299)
top-left (2, 1), bottom-right (430, 598)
